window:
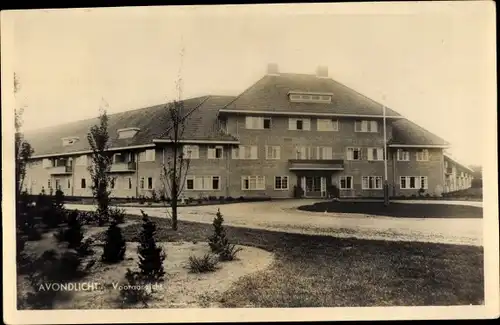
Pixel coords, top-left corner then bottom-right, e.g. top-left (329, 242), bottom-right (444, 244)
top-left (80, 178), bottom-right (86, 189)
top-left (185, 176), bottom-right (220, 190)
top-left (317, 119), bottom-right (339, 131)
top-left (274, 176), bottom-right (289, 190)
top-left (42, 159), bottom-right (52, 168)
top-left (127, 177), bottom-right (132, 190)
top-left (241, 176), bottom-right (265, 190)
top-left (265, 146), bottom-right (281, 160)
top-left (182, 145), bottom-right (199, 159)
top-left (117, 127), bottom-right (140, 139)
top-left (400, 176), bottom-right (428, 189)
top-left (288, 118), bottom-right (311, 131)
top-left (397, 149), bottom-right (410, 161)
top-left (55, 179), bottom-right (60, 190)
top-left (368, 148), bottom-right (384, 161)
top-left (114, 152), bottom-right (132, 164)
top-left (354, 120), bottom-right (378, 133)
top-left (245, 116), bottom-right (271, 130)
top-left (147, 177), bottom-right (153, 190)
top-left (48, 179), bottom-right (51, 188)
top-left (317, 147), bottom-right (333, 160)
top-left (232, 145), bottom-right (258, 160)
top-left (362, 176), bottom-right (383, 189)
top-left (416, 149), bottom-right (429, 161)
top-left (139, 149), bottom-right (156, 162)
top-left (140, 177), bottom-right (145, 189)
top-left (346, 147), bottom-right (362, 160)
top-left (289, 93), bottom-right (332, 103)
top-left (207, 145), bottom-right (224, 159)
top-left (67, 179), bottom-right (71, 189)
top-left (110, 177), bottom-right (116, 189)
top-left (75, 155), bottom-right (89, 166)
top-left (339, 176), bottom-right (353, 190)
top-left (295, 146), bottom-right (313, 160)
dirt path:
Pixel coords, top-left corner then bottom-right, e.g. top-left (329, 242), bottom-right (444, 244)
top-left (66, 200), bottom-right (483, 246)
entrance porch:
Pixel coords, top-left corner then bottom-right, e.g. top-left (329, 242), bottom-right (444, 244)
top-left (289, 159), bottom-right (344, 198)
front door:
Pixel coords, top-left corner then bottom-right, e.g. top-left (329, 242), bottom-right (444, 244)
top-left (302, 176), bottom-right (326, 198)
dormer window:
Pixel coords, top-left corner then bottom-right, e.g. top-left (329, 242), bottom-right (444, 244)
top-left (117, 127), bottom-right (140, 139)
top-left (62, 136), bottom-right (79, 146)
top-left (288, 91), bottom-right (332, 104)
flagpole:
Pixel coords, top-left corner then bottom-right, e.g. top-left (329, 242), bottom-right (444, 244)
top-left (383, 103), bottom-right (389, 206)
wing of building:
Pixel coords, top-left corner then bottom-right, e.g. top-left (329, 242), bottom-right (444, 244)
top-left (23, 64), bottom-right (474, 199)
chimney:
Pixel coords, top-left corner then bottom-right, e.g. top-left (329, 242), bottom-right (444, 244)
top-left (267, 63), bottom-right (279, 75)
top-left (316, 65), bottom-right (329, 78)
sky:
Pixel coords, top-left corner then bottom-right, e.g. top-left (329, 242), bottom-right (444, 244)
top-left (7, 2), bottom-right (496, 166)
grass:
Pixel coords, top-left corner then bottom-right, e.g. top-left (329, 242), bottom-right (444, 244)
top-left (92, 215), bottom-right (484, 307)
top-left (298, 202), bottom-right (483, 219)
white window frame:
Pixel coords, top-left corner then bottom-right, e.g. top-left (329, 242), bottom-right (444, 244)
top-left (317, 119), bottom-right (339, 132)
top-left (354, 120), bottom-right (378, 133)
top-left (265, 145), bottom-right (281, 160)
top-left (367, 147), bottom-right (384, 161)
top-left (317, 146), bottom-right (333, 160)
top-left (361, 176), bottom-right (383, 190)
top-left (147, 177), bottom-right (154, 190)
top-left (339, 176), bottom-right (353, 190)
top-left (140, 177), bottom-right (145, 189)
top-left (288, 118), bottom-right (311, 131)
top-left (295, 146), bottom-right (313, 160)
top-left (232, 145), bottom-right (258, 160)
top-left (274, 176), bottom-right (289, 190)
top-left (241, 176), bottom-right (266, 190)
top-left (140, 149), bottom-right (156, 162)
top-left (185, 175), bottom-right (221, 191)
top-left (397, 149), bottom-right (410, 161)
top-left (245, 116), bottom-right (272, 130)
top-left (346, 147), bottom-right (362, 161)
top-left (207, 145), bottom-right (224, 159)
top-left (183, 145), bottom-right (199, 159)
top-left (416, 149), bottom-right (429, 161)
top-left (400, 176), bottom-right (428, 190)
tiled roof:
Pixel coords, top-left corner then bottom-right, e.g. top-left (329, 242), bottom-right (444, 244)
top-left (25, 96), bottom-right (237, 157)
top-left (389, 119), bottom-right (449, 146)
top-left (444, 153), bottom-right (474, 173)
top-left (223, 73), bottom-right (402, 116)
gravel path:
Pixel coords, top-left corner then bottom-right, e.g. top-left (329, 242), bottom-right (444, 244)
top-left (66, 200), bottom-right (483, 247)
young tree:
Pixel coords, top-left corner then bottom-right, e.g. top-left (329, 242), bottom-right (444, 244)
top-left (137, 211), bottom-right (166, 283)
top-left (101, 220), bottom-right (126, 263)
top-left (87, 105), bottom-right (113, 226)
top-left (158, 46), bottom-right (191, 231)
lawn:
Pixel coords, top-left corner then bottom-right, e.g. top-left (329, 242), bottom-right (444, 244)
top-left (298, 201), bottom-right (483, 219)
top-left (90, 215), bottom-right (485, 307)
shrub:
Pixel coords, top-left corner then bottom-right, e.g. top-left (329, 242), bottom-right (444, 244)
top-left (119, 269), bottom-right (152, 307)
top-left (425, 193), bottom-right (431, 198)
top-left (418, 188), bottom-right (425, 197)
top-left (54, 228), bottom-right (67, 243)
top-left (151, 189), bottom-right (158, 202)
top-left (58, 251), bottom-right (83, 281)
top-left (411, 194), bottom-right (417, 198)
top-left (208, 209), bottom-right (242, 261)
top-left (65, 210), bottom-right (84, 249)
top-left (77, 238), bottom-right (95, 256)
top-left (102, 221), bottom-right (126, 263)
top-left (77, 210), bottom-right (99, 225)
top-left (109, 207), bottom-right (126, 224)
top-left (327, 185), bottom-right (340, 199)
top-left (218, 244), bottom-right (243, 262)
top-left (226, 196), bottom-right (234, 202)
top-left (137, 211), bottom-right (166, 283)
top-left (218, 196), bottom-right (225, 202)
top-left (208, 196), bottom-right (217, 201)
top-left (188, 254), bottom-right (219, 273)
top-left (293, 185), bottom-right (304, 198)
top-left (238, 196), bottom-right (244, 201)
top-left (138, 196), bottom-right (146, 205)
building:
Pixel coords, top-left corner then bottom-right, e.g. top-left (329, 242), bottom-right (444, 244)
top-left (443, 153), bottom-right (475, 192)
top-left (22, 64), bottom-right (473, 199)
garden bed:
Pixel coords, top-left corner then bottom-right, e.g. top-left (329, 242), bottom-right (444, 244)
top-left (112, 217), bottom-right (484, 307)
top-left (298, 201), bottom-right (483, 219)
